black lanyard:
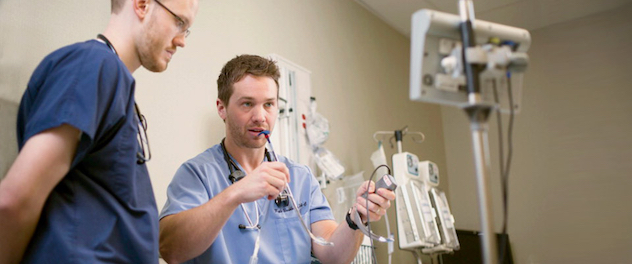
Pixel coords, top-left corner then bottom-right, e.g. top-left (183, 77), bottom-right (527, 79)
top-left (97, 34), bottom-right (151, 164)
top-left (97, 34), bottom-right (117, 55)
top-left (221, 138), bottom-right (271, 180)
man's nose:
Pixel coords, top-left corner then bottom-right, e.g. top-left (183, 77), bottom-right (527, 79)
top-left (252, 105), bottom-right (266, 123)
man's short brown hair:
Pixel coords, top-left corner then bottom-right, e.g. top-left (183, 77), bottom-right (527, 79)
top-left (217, 55), bottom-right (280, 106)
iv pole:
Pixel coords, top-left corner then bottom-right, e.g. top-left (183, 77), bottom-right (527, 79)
top-left (458, 1), bottom-right (498, 264)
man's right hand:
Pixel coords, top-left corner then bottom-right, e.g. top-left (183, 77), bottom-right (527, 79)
top-left (159, 160), bottom-right (291, 263)
top-left (229, 161), bottom-right (290, 202)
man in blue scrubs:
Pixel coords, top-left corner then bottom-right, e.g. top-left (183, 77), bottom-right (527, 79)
top-left (0, 0), bottom-right (199, 263)
top-left (159, 55), bottom-right (396, 264)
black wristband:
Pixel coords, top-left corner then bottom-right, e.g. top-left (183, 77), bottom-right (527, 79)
top-left (345, 209), bottom-right (359, 230)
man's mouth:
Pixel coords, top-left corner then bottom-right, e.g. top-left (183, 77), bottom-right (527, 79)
top-left (248, 128), bottom-right (265, 135)
top-left (166, 50), bottom-right (175, 60)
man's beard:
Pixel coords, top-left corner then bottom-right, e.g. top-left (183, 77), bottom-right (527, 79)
top-left (226, 114), bottom-right (266, 149)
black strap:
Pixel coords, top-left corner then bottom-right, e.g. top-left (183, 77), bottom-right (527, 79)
top-left (221, 139), bottom-right (247, 183)
top-left (221, 138), bottom-right (272, 184)
top-left (220, 139), bottom-right (236, 174)
top-left (346, 209), bottom-right (359, 230)
top-left (96, 34), bottom-right (117, 55)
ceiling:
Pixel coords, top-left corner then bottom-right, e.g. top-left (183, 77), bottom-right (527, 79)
top-left (355, 0), bottom-right (632, 37)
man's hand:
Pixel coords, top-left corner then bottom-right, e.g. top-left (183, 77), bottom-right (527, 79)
top-left (230, 161), bottom-right (290, 202)
top-left (354, 180), bottom-right (396, 223)
top-left (160, 160), bottom-right (290, 264)
top-left (0, 124), bottom-right (80, 263)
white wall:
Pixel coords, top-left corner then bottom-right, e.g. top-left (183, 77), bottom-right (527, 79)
top-left (442, 4), bottom-right (632, 263)
top-left (0, 1), bottom-right (447, 263)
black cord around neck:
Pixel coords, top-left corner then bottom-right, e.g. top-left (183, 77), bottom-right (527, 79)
top-left (97, 34), bottom-right (117, 55)
top-left (220, 139), bottom-right (238, 175)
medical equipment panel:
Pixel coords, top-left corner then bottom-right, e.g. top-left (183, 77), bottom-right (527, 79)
top-left (393, 152), bottom-right (442, 249)
top-left (429, 188), bottom-right (460, 250)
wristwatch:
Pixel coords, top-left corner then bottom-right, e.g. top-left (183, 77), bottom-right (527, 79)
top-left (345, 208), bottom-right (364, 230)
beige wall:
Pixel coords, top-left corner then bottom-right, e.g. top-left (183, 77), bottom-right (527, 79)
top-left (442, 4), bottom-right (632, 264)
top-left (0, 99), bottom-right (18, 177)
top-left (6, 1), bottom-right (630, 263)
top-left (0, 1), bottom-right (445, 263)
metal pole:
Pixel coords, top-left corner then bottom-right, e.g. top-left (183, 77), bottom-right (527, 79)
top-left (464, 105), bottom-right (498, 264)
top-left (412, 249), bottom-right (424, 264)
top-left (395, 130), bottom-right (404, 154)
top-left (458, 0), bottom-right (498, 262)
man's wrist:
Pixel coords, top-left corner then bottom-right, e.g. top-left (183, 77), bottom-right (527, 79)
top-left (346, 207), bottom-right (368, 231)
top-left (345, 208), bottom-right (359, 230)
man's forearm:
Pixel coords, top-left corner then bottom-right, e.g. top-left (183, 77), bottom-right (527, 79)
top-left (0, 204), bottom-right (40, 263)
top-left (0, 125), bottom-right (78, 263)
top-left (327, 224), bottom-right (364, 264)
top-left (159, 189), bottom-right (240, 263)
top-left (311, 218), bottom-right (364, 264)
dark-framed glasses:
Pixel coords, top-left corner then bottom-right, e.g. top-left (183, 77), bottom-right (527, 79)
top-left (155, 0), bottom-right (191, 38)
top-left (135, 103), bottom-right (151, 164)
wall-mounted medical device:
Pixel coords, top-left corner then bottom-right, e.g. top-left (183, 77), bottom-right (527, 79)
top-left (409, 9), bottom-right (531, 113)
top-left (267, 54), bottom-right (313, 169)
top-left (429, 188), bottom-right (459, 251)
top-left (393, 152), bottom-right (458, 253)
top-left (394, 152), bottom-right (441, 249)
top-left (407, 2), bottom-right (531, 263)
top-left (419, 160), bottom-right (439, 187)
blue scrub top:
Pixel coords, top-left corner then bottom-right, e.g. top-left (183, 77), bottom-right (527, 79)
top-left (160, 144), bottom-right (334, 264)
top-left (16, 40), bottom-right (159, 263)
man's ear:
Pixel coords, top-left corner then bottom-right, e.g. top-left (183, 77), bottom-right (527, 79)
top-left (217, 99), bottom-right (227, 121)
top-left (133, 0), bottom-right (150, 19)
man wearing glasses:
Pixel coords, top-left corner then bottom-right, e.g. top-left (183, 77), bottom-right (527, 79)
top-left (158, 55), bottom-right (396, 263)
top-left (0, 0), bottom-right (198, 263)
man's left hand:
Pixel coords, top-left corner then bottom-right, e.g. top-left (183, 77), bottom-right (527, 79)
top-left (354, 180), bottom-right (396, 223)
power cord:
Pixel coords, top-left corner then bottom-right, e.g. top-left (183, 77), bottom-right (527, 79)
top-left (365, 164), bottom-right (392, 264)
top-left (491, 72), bottom-right (515, 264)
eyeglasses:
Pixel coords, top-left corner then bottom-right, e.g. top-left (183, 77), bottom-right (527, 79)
top-left (155, 0), bottom-right (191, 38)
top-left (135, 103), bottom-right (152, 164)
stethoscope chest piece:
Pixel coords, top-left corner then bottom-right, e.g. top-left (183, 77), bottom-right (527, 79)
top-left (275, 190), bottom-right (289, 207)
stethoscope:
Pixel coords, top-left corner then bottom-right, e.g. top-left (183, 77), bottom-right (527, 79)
top-left (96, 34), bottom-right (151, 165)
top-left (220, 139), bottom-right (289, 230)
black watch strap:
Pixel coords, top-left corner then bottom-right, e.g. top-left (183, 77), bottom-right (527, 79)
top-left (346, 209), bottom-right (359, 230)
